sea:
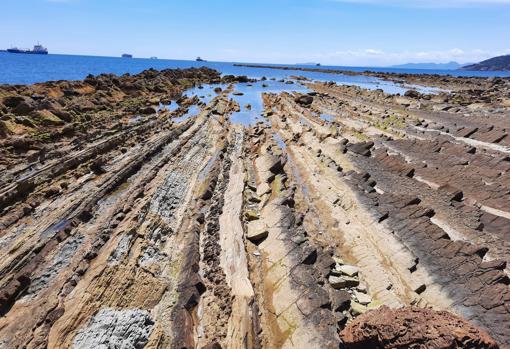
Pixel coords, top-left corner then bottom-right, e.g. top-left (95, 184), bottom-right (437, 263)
top-left (1, 52), bottom-right (509, 86)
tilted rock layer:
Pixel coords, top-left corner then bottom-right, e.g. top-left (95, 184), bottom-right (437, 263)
top-left (0, 68), bottom-right (508, 348)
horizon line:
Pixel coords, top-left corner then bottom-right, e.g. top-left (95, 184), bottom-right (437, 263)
top-left (0, 51), bottom-right (484, 70)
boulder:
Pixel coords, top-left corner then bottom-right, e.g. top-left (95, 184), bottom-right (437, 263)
top-left (12, 101), bottom-right (36, 116)
top-left (341, 306), bottom-right (499, 349)
top-left (246, 220), bottom-right (269, 243)
top-left (329, 289), bottom-right (351, 312)
top-left (139, 106), bottom-right (157, 115)
top-left (295, 95), bottom-right (314, 106)
top-left (353, 291), bottom-right (371, 305)
top-left (337, 265), bottom-right (359, 277)
top-left (329, 275), bottom-right (346, 289)
top-left (2, 96), bottom-right (26, 108)
top-left (404, 89), bottom-right (421, 98)
top-left (350, 301), bottom-right (368, 316)
top-left (329, 275), bottom-right (359, 289)
top-left (255, 153), bottom-right (286, 182)
top-left (237, 75), bottom-right (249, 83)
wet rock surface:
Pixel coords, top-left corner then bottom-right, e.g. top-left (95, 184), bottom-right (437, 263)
top-left (0, 68), bottom-right (508, 348)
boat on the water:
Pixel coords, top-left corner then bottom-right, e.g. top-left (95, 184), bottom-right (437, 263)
top-left (122, 53), bottom-right (133, 58)
top-left (7, 43), bottom-right (48, 55)
top-left (150, 56), bottom-right (158, 60)
top-left (196, 57), bottom-right (207, 62)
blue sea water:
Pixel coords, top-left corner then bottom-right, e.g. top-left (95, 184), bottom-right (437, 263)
top-left (1, 52), bottom-right (509, 87)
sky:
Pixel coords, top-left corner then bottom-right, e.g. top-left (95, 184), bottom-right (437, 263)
top-left (1, 0), bottom-right (509, 66)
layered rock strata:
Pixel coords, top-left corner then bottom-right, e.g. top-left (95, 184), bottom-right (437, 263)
top-left (0, 68), bottom-right (508, 348)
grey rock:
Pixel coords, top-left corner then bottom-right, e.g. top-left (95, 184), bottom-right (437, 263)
top-left (108, 233), bottom-right (134, 264)
top-left (336, 265), bottom-right (359, 277)
top-left (26, 234), bottom-right (84, 296)
top-left (246, 220), bottom-right (269, 242)
top-left (329, 275), bottom-right (347, 289)
top-left (354, 290), bottom-right (372, 305)
top-left (72, 308), bottom-right (154, 349)
top-left (329, 275), bottom-right (359, 289)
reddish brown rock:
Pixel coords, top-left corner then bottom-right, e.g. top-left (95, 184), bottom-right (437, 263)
top-left (341, 306), bottom-right (500, 349)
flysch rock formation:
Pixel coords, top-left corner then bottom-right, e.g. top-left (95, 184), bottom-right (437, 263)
top-left (0, 67), bottom-right (509, 349)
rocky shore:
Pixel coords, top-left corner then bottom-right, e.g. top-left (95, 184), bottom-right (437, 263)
top-left (234, 63), bottom-right (510, 91)
top-left (0, 67), bottom-right (509, 348)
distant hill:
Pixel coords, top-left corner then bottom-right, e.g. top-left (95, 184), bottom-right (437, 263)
top-left (460, 55), bottom-right (510, 71)
top-left (391, 62), bottom-right (465, 70)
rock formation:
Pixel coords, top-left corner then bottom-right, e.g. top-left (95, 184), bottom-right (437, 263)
top-left (0, 67), bottom-right (508, 348)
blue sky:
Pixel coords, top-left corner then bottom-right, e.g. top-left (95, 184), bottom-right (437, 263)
top-left (1, 0), bottom-right (509, 66)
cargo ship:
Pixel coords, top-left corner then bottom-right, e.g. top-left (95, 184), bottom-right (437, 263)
top-left (196, 57), bottom-right (206, 62)
top-left (7, 43), bottom-right (48, 55)
top-left (122, 53), bottom-right (133, 58)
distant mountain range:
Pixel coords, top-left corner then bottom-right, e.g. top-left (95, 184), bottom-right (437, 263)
top-left (460, 54), bottom-right (510, 71)
top-left (390, 62), bottom-right (466, 70)
top-left (392, 55), bottom-right (510, 71)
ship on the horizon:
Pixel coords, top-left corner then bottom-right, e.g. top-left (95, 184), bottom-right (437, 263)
top-left (196, 57), bottom-right (207, 62)
top-left (7, 43), bottom-right (48, 55)
top-left (122, 53), bottom-right (133, 58)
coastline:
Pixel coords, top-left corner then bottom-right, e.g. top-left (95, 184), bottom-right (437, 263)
top-left (0, 67), bottom-right (509, 347)
top-left (2, 52), bottom-right (510, 85)
top-left (234, 63), bottom-right (510, 90)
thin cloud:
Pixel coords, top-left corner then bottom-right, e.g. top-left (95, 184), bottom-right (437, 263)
top-left (310, 48), bottom-right (510, 66)
top-left (365, 49), bottom-right (384, 55)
